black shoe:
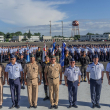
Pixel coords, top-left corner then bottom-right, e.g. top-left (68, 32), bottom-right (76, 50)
top-left (28, 105), bottom-right (33, 108)
top-left (95, 104), bottom-right (101, 108)
top-left (68, 105), bottom-right (72, 108)
top-left (33, 105), bottom-right (37, 108)
top-left (92, 104), bottom-right (95, 108)
top-left (16, 105), bottom-right (20, 109)
top-left (54, 105), bottom-right (58, 109)
top-left (50, 105), bottom-right (54, 109)
top-left (43, 96), bottom-right (49, 101)
top-left (0, 105), bottom-right (2, 109)
top-left (10, 104), bottom-right (15, 109)
top-left (72, 104), bottom-right (78, 108)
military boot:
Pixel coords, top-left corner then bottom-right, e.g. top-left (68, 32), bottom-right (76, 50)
top-left (84, 77), bottom-right (87, 82)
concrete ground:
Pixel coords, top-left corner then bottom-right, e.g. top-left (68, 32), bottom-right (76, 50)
top-left (2, 61), bottom-right (110, 110)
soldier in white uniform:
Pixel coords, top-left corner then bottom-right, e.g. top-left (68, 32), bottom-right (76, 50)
top-left (86, 55), bottom-right (104, 108)
top-left (64, 58), bottom-right (81, 108)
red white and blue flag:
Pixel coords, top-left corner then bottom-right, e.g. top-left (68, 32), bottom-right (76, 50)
top-left (42, 41), bottom-right (46, 62)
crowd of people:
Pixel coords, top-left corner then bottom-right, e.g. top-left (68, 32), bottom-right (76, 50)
top-left (0, 43), bottom-right (110, 109)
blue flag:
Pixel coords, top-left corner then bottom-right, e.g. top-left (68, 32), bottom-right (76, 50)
top-left (26, 46), bottom-right (30, 62)
top-left (60, 42), bottom-right (66, 67)
top-left (52, 41), bottom-right (56, 55)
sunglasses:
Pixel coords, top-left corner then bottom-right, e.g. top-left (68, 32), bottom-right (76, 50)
top-left (11, 59), bottom-right (14, 60)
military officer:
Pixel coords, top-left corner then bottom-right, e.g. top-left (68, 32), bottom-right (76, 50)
top-left (106, 62), bottom-right (110, 85)
top-left (5, 54), bottom-right (23, 109)
top-left (41, 55), bottom-right (50, 101)
top-left (86, 55), bottom-right (104, 108)
top-left (24, 54), bottom-right (42, 108)
top-left (80, 51), bottom-right (89, 82)
top-left (36, 47), bottom-right (42, 64)
top-left (17, 54), bottom-right (26, 89)
top-left (0, 63), bottom-right (5, 109)
top-left (64, 58), bottom-right (81, 108)
top-left (44, 55), bottom-right (62, 109)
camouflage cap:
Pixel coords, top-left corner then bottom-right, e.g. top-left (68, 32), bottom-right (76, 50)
top-left (30, 54), bottom-right (35, 57)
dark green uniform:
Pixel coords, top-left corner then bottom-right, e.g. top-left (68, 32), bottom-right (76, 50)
top-left (80, 55), bottom-right (89, 81)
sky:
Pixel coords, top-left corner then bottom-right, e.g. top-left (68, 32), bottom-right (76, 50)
top-left (0, 0), bottom-right (110, 37)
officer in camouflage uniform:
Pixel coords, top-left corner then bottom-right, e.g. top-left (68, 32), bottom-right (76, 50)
top-left (41, 55), bottom-right (50, 101)
top-left (17, 53), bottom-right (26, 89)
top-left (80, 51), bottom-right (89, 82)
top-left (36, 47), bottom-right (42, 64)
top-left (0, 64), bottom-right (5, 109)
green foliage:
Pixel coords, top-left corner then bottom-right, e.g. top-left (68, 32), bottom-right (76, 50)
top-left (74, 35), bottom-right (80, 40)
top-left (34, 32), bottom-right (41, 37)
top-left (23, 33), bottom-right (28, 36)
top-left (27, 30), bottom-right (32, 39)
top-left (0, 31), bottom-right (5, 35)
top-left (5, 39), bottom-right (9, 42)
top-left (86, 32), bottom-right (94, 35)
top-left (103, 32), bottom-right (110, 34)
top-left (15, 31), bottom-right (22, 36)
top-left (22, 38), bottom-right (28, 41)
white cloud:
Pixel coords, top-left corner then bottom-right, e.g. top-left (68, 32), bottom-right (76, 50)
top-left (0, 0), bottom-right (73, 26)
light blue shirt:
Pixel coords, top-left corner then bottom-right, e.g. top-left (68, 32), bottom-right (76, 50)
top-left (49, 48), bottom-right (53, 53)
top-left (70, 48), bottom-right (75, 54)
top-left (90, 48), bottom-right (95, 54)
top-left (103, 48), bottom-right (107, 53)
top-left (76, 48), bottom-right (81, 53)
top-left (86, 62), bottom-right (104, 80)
top-left (64, 66), bottom-right (81, 82)
top-left (9, 49), bottom-right (13, 54)
top-left (106, 62), bottom-right (110, 76)
top-left (96, 48), bottom-right (100, 53)
top-left (5, 62), bottom-right (23, 79)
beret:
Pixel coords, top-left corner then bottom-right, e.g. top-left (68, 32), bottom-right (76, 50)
top-left (10, 54), bottom-right (16, 58)
top-left (93, 55), bottom-right (98, 58)
top-left (51, 55), bottom-right (56, 59)
top-left (70, 58), bottom-right (75, 61)
top-left (30, 54), bottom-right (35, 57)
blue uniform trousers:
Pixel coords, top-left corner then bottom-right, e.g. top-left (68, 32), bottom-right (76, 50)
top-left (97, 53), bottom-right (100, 61)
top-left (90, 78), bottom-right (102, 105)
top-left (103, 53), bottom-right (107, 62)
top-left (9, 78), bottom-right (21, 105)
top-left (90, 53), bottom-right (94, 62)
top-left (71, 53), bottom-right (74, 58)
top-left (77, 53), bottom-right (80, 62)
top-left (67, 80), bottom-right (78, 105)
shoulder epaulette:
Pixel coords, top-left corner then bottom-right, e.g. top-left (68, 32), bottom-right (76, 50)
top-left (89, 63), bottom-right (92, 65)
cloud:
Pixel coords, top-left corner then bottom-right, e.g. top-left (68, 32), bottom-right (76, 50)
top-left (0, 0), bottom-right (73, 26)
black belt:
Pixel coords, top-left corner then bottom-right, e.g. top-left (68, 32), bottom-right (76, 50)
top-left (68, 80), bottom-right (78, 83)
top-left (48, 76), bottom-right (59, 79)
top-left (90, 78), bottom-right (101, 81)
top-left (9, 77), bottom-right (20, 80)
top-left (27, 77), bottom-right (38, 80)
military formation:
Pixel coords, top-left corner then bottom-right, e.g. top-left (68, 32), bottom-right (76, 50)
top-left (0, 43), bottom-right (110, 109)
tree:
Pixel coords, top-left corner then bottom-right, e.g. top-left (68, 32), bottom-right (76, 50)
top-left (86, 32), bottom-right (94, 35)
top-left (5, 32), bottom-right (12, 39)
top-left (23, 33), bottom-right (28, 36)
top-left (74, 35), bottom-right (80, 40)
top-left (15, 31), bottom-right (22, 36)
top-left (103, 32), bottom-right (110, 34)
top-left (27, 30), bottom-right (32, 39)
top-left (0, 32), bottom-right (5, 36)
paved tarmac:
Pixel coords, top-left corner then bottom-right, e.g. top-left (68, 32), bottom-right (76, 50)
top-left (1, 61), bottom-right (110, 110)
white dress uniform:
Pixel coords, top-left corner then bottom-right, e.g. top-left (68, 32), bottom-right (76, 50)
top-left (86, 62), bottom-right (104, 105)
